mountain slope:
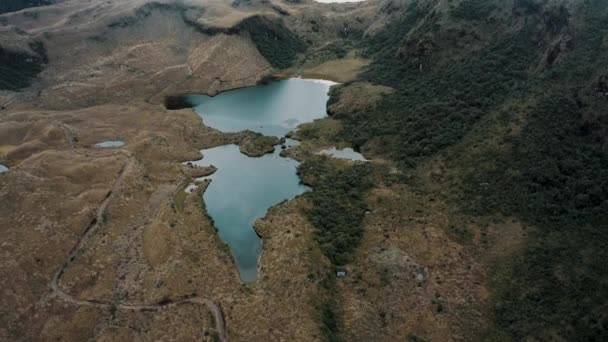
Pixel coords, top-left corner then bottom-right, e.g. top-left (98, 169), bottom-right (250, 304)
top-left (322, 0), bottom-right (608, 339)
top-left (1, 0), bottom-right (607, 341)
top-left (0, 0), bottom-right (56, 15)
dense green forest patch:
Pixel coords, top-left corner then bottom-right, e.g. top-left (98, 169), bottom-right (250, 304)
top-left (0, 42), bottom-right (48, 91)
top-left (323, 0), bottom-right (608, 339)
top-left (298, 157), bottom-right (375, 342)
top-left (319, 297), bottom-right (341, 342)
top-left (460, 3), bottom-right (608, 336)
top-left (299, 156), bottom-right (373, 265)
top-left (459, 95), bottom-right (608, 340)
top-left (343, 15), bottom-right (537, 167)
top-left (449, 0), bottom-right (496, 21)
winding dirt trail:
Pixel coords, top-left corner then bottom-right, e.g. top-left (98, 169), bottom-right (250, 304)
top-left (48, 153), bottom-right (228, 342)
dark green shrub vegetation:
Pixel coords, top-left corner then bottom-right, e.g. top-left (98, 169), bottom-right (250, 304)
top-left (407, 334), bottom-right (428, 342)
top-left (301, 41), bottom-right (352, 68)
top-left (326, 0), bottom-right (608, 339)
top-left (231, 0), bottom-right (252, 8)
top-left (164, 95), bottom-right (194, 110)
top-left (299, 157), bottom-right (373, 265)
top-left (513, 0), bottom-right (541, 15)
top-left (238, 16), bottom-right (307, 69)
top-left (463, 96), bottom-right (608, 341)
top-left (462, 3), bottom-right (608, 338)
top-left (0, 42), bottom-right (48, 91)
top-left (464, 98), bottom-right (608, 226)
top-left (28, 41), bottom-right (48, 64)
top-left (325, 86), bottom-right (343, 115)
top-left (320, 300), bottom-right (340, 342)
top-left (346, 17), bottom-right (537, 167)
top-left (361, 1), bottom-right (422, 68)
top-left (326, 43), bottom-right (347, 59)
top-left (0, 0), bottom-right (52, 14)
top-left (449, 0), bottom-right (496, 21)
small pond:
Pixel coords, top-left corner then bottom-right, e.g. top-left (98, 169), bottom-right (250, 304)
top-left (187, 78), bottom-right (336, 137)
top-left (0, 164), bottom-right (8, 173)
top-left (94, 140), bottom-right (125, 148)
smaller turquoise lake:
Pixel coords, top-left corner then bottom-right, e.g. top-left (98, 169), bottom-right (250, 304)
top-left (187, 78), bottom-right (336, 136)
top-left (190, 145), bottom-right (309, 282)
top-left (0, 164), bottom-right (8, 173)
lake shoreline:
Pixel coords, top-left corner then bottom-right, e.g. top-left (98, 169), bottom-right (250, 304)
top-left (188, 144), bottom-right (310, 282)
top-left (165, 75), bottom-right (338, 111)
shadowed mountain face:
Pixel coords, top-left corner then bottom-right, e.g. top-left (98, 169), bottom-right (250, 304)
top-left (0, 42), bottom-right (47, 90)
top-left (0, 0), bottom-right (55, 14)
